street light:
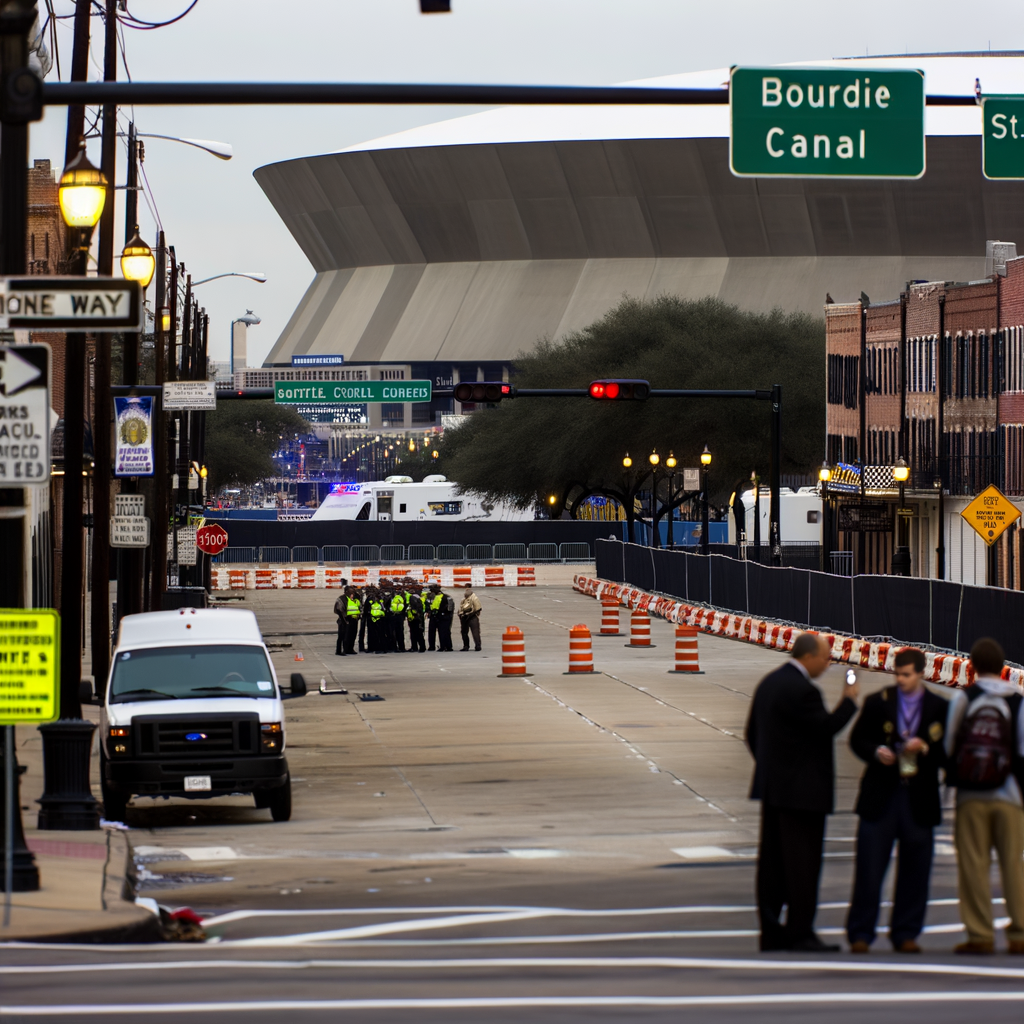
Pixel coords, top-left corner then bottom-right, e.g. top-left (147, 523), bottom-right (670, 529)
top-left (892, 456), bottom-right (911, 577)
top-left (622, 453), bottom-right (632, 468)
top-left (41, 144), bottom-right (108, 831)
top-left (192, 272), bottom-right (267, 287)
top-left (819, 462), bottom-right (831, 573)
top-left (700, 446), bottom-right (712, 556)
top-left (119, 228), bottom-right (156, 290)
top-left (666, 451), bottom-right (677, 548)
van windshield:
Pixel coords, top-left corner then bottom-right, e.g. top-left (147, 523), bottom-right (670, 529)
top-left (110, 645), bottom-right (276, 703)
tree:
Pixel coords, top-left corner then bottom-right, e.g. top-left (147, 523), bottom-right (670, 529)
top-left (439, 295), bottom-right (824, 539)
top-left (204, 401), bottom-right (309, 492)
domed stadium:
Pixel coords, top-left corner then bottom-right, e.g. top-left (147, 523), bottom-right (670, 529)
top-left (252, 54), bottom-right (1024, 428)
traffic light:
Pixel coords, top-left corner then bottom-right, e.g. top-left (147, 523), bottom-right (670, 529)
top-left (588, 379), bottom-right (650, 400)
top-left (453, 381), bottom-right (516, 402)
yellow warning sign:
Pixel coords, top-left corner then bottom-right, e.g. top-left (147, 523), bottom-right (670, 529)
top-left (960, 485), bottom-right (1022, 548)
top-left (0, 609), bottom-right (60, 725)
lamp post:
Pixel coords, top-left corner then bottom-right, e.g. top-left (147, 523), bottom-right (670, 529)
top-left (622, 453), bottom-right (637, 543)
top-left (700, 445), bottom-right (712, 557)
top-left (819, 463), bottom-right (831, 574)
top-left (648, 450), bottom-right (660, 547)
top-left (892, 456), bottom-right (911, 577)
top-left (38, 146), bottom-right (107, 831)
top-left (751, 470), bottom-right (761, 556)
top-left (666, 451), bottom-right (677, 548)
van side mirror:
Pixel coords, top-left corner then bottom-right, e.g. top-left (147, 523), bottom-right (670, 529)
top-left (288, 673), bottom-right (307, 697)
top-left (78, 679), bottom-right (97, 706)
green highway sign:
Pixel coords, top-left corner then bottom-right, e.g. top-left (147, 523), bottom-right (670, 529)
top-left (982, 97), bottom-right (1024, 179)
top-left (274, 380), bottom-right (432, 404)
top-left (730, 66), bottom-right (925, 179)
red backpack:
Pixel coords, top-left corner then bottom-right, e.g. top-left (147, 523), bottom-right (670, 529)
top-left (952, 687), bottom-right (1021, 791)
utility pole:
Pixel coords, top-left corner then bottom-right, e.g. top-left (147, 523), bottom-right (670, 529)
top-left (92, 0), bottom-right (117, 692)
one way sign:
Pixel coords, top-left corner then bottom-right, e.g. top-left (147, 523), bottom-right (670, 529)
top-left (0, 277), bottom-right (141, 330)
top-left (0, 344), bottom-right (50, 486)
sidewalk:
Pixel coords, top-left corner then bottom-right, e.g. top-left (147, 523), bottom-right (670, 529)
top-left (2, 717), bottom-right (160, 943)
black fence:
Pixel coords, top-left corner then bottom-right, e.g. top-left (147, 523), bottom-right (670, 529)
top-left (596, 540), bottom-right (1024, 665)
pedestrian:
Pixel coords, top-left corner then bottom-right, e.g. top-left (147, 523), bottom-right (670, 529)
top-left (368, 588), bottom-right (387, 654)
top-left (746, 631), bottom-right (859, 952)
top-left (846, 647), bottom-right (948, 953)
top-left (946, 637), bottom-right (1024, 955)
top-left (343, 587), bottom-right (362, 655)
top-left (427, 584), bottom-right (444, 651)
top-left (458, 583), bottom-right (482, 651)
top-left (333, 591), bottom-right (346, 656)
top-left (358, 587), bottom-right (370, 652)
top-left (406, 586), bottom-right (426, 653)
top-left (388, 586), bottom-right (407, 652)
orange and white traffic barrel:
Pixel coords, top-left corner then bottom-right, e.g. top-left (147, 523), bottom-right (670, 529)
top-left (228, 569), bottom-right (247, 590)
top-left (453, 566), bottom-right (472, 587)
top-left (565, 624), bottom-right (595, 674)
top-left (599, 596), bottom-right (623, 636)
top-left (498, 626), bottom-right (531, 677)
top-left (625, 609), bottom-right (655, 648)
top-left (668, 624), bottom-right (703, 674)
top-left (485, 565), bottom-right (504, 587)
top-left (297, 568), bottom-right (317, 589)
top-left (517, 566), bottom-right (536, 586)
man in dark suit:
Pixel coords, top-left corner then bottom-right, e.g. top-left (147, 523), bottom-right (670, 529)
top-left (846, 647), bottom-right (948, 953)
top-left (746, 632), bottom-right (859, 952)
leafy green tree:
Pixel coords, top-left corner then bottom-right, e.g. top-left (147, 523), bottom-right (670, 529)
top-left (439, 295), bottom-right (824, 540)
top-left (204, 401), bottom-right (309, 492)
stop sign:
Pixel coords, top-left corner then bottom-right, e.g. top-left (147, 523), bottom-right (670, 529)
top-left (196, 523), bottom-right (229, 556)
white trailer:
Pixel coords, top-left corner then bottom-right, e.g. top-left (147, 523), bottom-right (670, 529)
top-left (727, 487), bottom-right (822, 545)
top-left (311, 475), bottom-right (533, 523)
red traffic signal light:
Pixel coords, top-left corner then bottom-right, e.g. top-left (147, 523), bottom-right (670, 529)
top-left (454, 381), bottom-right (516, 402)
top-left (589, 379), bottom-right (650, 400)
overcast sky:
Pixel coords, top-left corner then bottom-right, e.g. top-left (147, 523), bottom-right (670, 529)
top-left (33, 0), bottom-right (1024, 365)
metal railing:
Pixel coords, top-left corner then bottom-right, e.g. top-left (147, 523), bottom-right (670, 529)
top-left (292, 545), bottom-right (321, 564)
top-left (494, 542), bottom-right (528, 562)
top-left (436, 544), bottom-right (465, 563)
top-left (214, 546), bottom-right (257, 564)
top-left (407, 544), bottom-right (435, 562)
top-left (528, 543), bottom-right (560, 562)
top-left (350, 545), bottom-right (381, 563)
top-left (466, 544), bottom-right (493, 563)
top-left (212, 542), bottom-right (594, 565)
top-left (380, 544), bottom-right (405, 563)
top-left (559, 542), bottom-right (593, 562)
top-left (258, 546), bottom-right (291, 563)
top-left (322, 545), bottom-right (350, 563)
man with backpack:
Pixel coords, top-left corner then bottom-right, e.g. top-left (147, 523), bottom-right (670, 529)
top-left (846, 647), bottom-right (948, 953)
top-left (946, 637), bottom-right (1024, 955)
top-left (458, 583), bottom-right (483, 652)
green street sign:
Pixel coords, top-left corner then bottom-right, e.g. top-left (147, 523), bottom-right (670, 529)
top-left (730, 66), bottom-right (925, 179)
top-left (274, 380), bottom-right (432, 404)
top-left (982, 97), bottom-right (1024, 179)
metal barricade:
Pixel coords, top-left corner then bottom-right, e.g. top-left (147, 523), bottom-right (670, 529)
top-left (259, 546), bottom-right (291, 563)
top-left (380, 544), bottom-right (405, 563)
top-left (527, 542), bottom-right (559, 562)
top-left (213, 546), bottom-right (257, 564)
top-left (292, 545), bottom-right (321, 564)
top-left (322, 545), bottom-right (350, 563)
top-left (558, 542), bottom-right (592, 563)
top-left (466, 544), bottom-right (493, 563)
top-left (407, 544), bottom-right (435, 563)
top-left (350, 545), bottom-right (381, 564)
top-left (436, 544), bottom-right (465, 563)
top-left (493, 542), bottom-right (527, 563)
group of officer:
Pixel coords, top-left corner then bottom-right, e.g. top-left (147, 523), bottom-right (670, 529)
top-left (334, 578), bottom-right (456, 655)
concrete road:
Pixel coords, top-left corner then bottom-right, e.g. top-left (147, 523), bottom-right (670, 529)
top-left (5, 583), bottom-right (1023, 1021)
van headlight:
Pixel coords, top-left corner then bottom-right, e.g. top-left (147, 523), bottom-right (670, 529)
top-left (108, 726), bottom-right (131, 756)
top-left (260, 722), bottom-right (283, 753)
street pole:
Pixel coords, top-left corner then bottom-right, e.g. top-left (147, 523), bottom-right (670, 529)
top-left (151, 231), bottom-right (168, 611)
top-left (752, 471), bottom-right (761, 559)
top-left (769, 384), bottom-right (782, 565)
top-left (667, 469), bottom-right (674, 548)
top-left (701, 463), bottom-right (710, 557)
top-left (820, 476), bottom-right (829, 574)
top-left (936, 296), bottom-right (946, 581)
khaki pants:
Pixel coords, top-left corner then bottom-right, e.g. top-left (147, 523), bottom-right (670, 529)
top-left (955, 799), bottom-right (1024, 944)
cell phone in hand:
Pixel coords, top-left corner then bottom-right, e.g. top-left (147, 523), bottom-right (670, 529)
top-left (845, 669), bottom-right (857, 687)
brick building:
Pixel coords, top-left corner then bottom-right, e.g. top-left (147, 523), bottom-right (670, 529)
top-left (825, 242), bottom-right (1024, 586)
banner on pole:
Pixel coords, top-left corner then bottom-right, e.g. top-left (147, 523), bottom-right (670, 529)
top-left (114, 396), bottom-right (154, 477)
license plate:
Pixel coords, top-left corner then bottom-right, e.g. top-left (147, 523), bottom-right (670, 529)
top-left (184, 775), bottom-right (212, 792)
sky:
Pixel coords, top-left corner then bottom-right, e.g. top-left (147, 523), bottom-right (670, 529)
top-left (32, 0), bottom-right (1024, 366)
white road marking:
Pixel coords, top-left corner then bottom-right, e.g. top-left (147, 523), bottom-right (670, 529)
top-left (7, 992), bottom-right (1024, 1014)
top-left (671, 847), bottom-right (737, 859)
top-left (5, 955), bottom-right (1024, 980)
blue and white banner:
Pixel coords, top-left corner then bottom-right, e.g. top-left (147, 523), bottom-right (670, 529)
top-left (114, 396), bottom-right (154, 477)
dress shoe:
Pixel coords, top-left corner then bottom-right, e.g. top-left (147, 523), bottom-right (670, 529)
top-left (788, 935), bottom-right (840, 953)
top-left (954, 941), bottom-right (995, 955)
top-left (894, 940), bottom-right (921, 954)
top-left (849, 940), bottom-right (870, 953)
top-left (1008, 941), bottom-right (1024, 955)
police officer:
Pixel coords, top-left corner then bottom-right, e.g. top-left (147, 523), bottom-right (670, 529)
top-left (368, 587), bottom-right (387, 654)
top-left (406, 585), bottom-right (426, 652)
top-left (333, 591), bottom-right (347, 655)
top-left (343, 587), bottom-right (362, 655)
top-left (427, 584), bottom-right (444, 652)
top-left (388, 586), bottom-right (407, 652)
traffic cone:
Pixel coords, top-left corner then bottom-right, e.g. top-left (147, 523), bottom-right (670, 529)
top-left (625, 609), bottom-right (655, 648)
top-left (565, 624), bottom-right (596, 674)
top-left (668, 624), bottom-right (703, 674)
top-left (498, 626), bottom-right (531, 677)
top-left (294, 651), bottom-right (304, 662)
top-left (598, 595), bottom-right (624, 636)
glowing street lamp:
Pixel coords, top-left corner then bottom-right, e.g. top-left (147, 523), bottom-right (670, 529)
top-left (700, 446), bottom-right (712, 556)
top-left (120, 228), bottom-right (156, 291)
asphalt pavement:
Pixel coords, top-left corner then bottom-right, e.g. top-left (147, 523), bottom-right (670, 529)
top-left (4, 580), bottom-right (1023, 1022)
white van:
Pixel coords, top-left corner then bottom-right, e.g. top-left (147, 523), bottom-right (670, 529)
top-left (96, 607), bottom-right (306, 822)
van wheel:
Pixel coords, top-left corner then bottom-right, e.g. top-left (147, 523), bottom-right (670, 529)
top-left (268, 777), bottom-right (292, 822)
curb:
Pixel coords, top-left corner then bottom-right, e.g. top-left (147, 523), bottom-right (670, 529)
top-left (572, 573), bottom-right (1024, 692)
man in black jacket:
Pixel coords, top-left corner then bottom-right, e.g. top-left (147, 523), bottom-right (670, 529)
top-left (746, 632), bottom-right (859, 952)
top-left (845, 646), bottom-right (948, 953)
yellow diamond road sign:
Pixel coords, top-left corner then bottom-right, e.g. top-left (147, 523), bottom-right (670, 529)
top-left (960, 485), bottom-right (1022, 548)
top-left (0, 609), bottom-right (60, 725)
